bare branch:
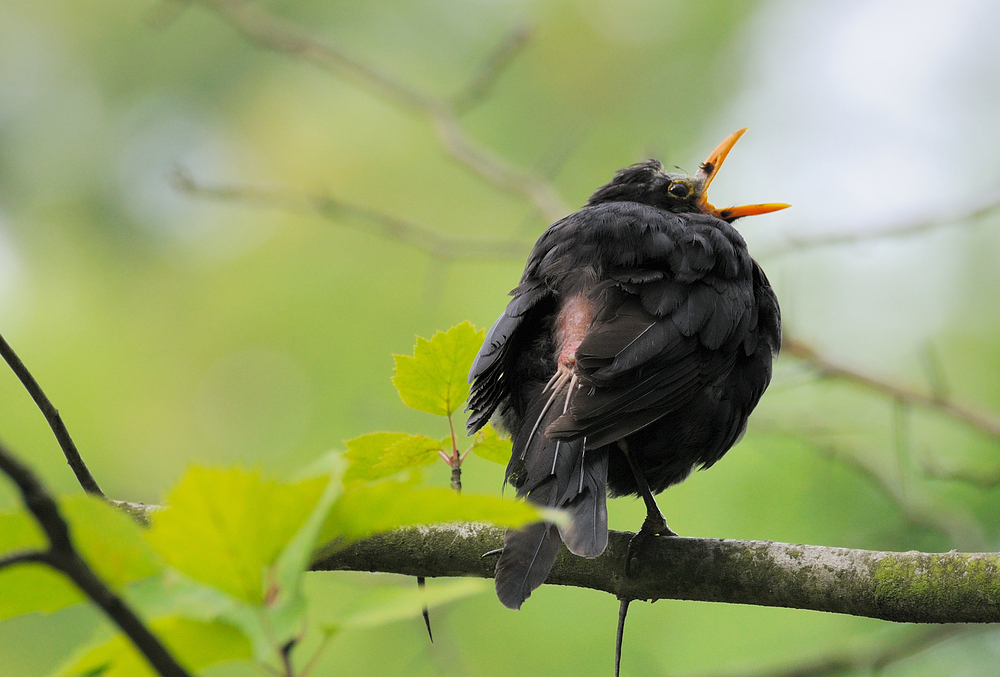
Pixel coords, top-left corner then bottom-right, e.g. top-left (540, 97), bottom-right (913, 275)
top-left (188, 0), bottom-right (570, 221)
top-left (314, 524), bottom-right (1000, 624)
top-left (0, 439), bottom-right (191, 677)
top-left (784, 428), bottom-right (986, 550)
top-left (702, 625), bottom-right (980, 677)
top-left (783, 337), bottom-right (1000, 444)
top-left (451, 25), bottom-right (532, 114)
top-left (174, 170), bottom-right (531, 262)
top-left (768, 188), bottom-right (1000, 256)
top-left (922, 459), bottom-right (1000, 489)
top-left (0, 331), bottom-right (104, 497)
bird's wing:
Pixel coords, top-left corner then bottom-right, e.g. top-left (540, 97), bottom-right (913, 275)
top-left (466, 279), bottom-right (553, 434)
top-left (547, 231), bottom-right (760, 449)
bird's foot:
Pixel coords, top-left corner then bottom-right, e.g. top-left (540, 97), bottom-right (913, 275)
top-left (625, 513), bottom-right (676, 577)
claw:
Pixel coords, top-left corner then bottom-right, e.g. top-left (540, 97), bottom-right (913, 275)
top-left (624, 513), bottom-right (676, 577)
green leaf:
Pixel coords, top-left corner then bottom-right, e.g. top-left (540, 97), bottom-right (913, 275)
top-left (124, 573), bottom-right (275, 665)
top-left (0, 561), bottom-right (83, 621)
top-left (375, 434), bottom-right (446, 476)
top-left (469, 425), bottom-right (512, 465)
top-left (392, 321), bottom-right (484, 416)
top-left (343, 432), bottom-right (445, 487)
top-left (320, 482), bottom-right (552, 543)
top-left (266, 458), bottom-right (345, 648)
top-left (0, 496), bottom-right (161, 621)
top-left (145, 467), bottom-right (327, 604)
top-left (51, 616), bottom-right (252, 677)
top-left (0, 510), bottom-right (80, 620)
top-left (67, 495), bottom-right (162, 588)
top-left (343, 432), bottom-right (409, 486)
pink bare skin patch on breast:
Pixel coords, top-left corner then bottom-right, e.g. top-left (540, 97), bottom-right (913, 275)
top-left (555, 294), bottom-right (594, 370)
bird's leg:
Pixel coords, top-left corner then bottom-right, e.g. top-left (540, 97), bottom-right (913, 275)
top-left (618, 440), bottom-right (676, 577)
top-left (615, 598), bottom-right (630, 677)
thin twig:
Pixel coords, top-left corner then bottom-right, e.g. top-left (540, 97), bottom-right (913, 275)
top-left (0, 549), bottom-right (49, 570)
top-left (173, 170), bottom-right (531, 262)
top-left (451, 25), bottom-right (532, 113)
top-left (922, 459), bottom-right (1000, 489)
top-left (0, 331), bottom-right (104, 497)
top-left (783, 337), bottom-right (1000, 444)
top-left (0, 438), bottom-right (191, 677)
top-left (188, 0), bottom-right (569, 221)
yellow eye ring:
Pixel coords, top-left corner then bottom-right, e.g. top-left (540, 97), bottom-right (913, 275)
top-left (668, 182), bottom-right (691, 198)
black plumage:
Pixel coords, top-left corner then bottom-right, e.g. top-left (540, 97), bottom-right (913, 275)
top-left (467, 129), bottom-right (786, 611)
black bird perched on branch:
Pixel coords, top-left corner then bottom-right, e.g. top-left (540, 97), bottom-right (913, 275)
top-left (467, 129), bottom-right (787, 612)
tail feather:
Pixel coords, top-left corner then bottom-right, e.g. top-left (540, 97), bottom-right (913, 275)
top-left (495, 372), bottom-right (610, 608)
top-left (559, 445), bottom-right (609, 557)
top-left (495, 521), bottom-right (562, 609)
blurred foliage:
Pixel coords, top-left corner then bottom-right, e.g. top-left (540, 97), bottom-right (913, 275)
top-left (0, 327), bottom-right (544, 675)
top-left (1, 0), bottom-right (1000, 675)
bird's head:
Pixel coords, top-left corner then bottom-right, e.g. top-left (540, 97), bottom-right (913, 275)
top-left (586, 128), bottom-right (790, 223)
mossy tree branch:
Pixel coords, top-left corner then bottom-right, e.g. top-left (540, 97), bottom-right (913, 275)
top-left (313, 524), bottom-right (1000, 624)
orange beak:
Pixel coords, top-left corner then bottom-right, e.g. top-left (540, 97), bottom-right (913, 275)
top-left (695, 128), bottom-right (790, 221)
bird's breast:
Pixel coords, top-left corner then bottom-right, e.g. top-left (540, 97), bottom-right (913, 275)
top-left (555, 294), bottom-right (594, 370)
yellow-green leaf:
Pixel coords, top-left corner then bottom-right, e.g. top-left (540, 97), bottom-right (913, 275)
top-left (51, 616), bottom-right (252, 677)
top-left (145, 467), bottom-right (326, 604)
top-left (68, 495), bottom-right (162, 587)
top-left (378, 434), bottom-right (445, 471)
top-left (470, 425), bottom-right (512, 465)
top-left (343, 432), bottom-right (409, 486)
top-left (392, 322), bottom-right (484, 416)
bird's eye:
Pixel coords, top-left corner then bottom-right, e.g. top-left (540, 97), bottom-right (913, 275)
top-left (668, 182), bottom-right (691, 198)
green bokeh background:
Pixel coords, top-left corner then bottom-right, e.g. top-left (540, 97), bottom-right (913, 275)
top-left (2, 0), bottom-right (1000, 675)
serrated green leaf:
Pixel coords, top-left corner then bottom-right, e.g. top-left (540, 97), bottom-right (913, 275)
top-left (320, 482), bottom-right (549, 543)
top-left (51, 616), bottom-right (252, 677)
top-left (0, 496), bottom-right (161, 621)
top-left (469, 425), bottom-right (512, 465)
top-left (343, 432), bottom-right (409, 486)
top-left (145, 467), bottom-right (326, 604)
top-left (392, 322), bottom-right (483, 416)
top-left (378, 434), bottom-right (445, 471)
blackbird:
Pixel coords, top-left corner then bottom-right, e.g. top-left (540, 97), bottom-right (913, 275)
top-left (466, 129), bottom-right (787, 611)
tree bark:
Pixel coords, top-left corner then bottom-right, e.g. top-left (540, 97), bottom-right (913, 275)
top-left (313, 524), bottom-right (1000, 623)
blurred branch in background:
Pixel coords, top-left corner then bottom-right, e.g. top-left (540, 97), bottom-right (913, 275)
top-left (753, 422), bottom-right (986, 551)
top-left (764, 187), bottom-right (1000, 257)
top-left (704, 625), bottom-right (988, 677)
top-left (0, 439), bottom-right (191, 677)
top-left (782, 337), bottom-right (1000, 444)
top-left (172, 170), bottom-right (531, 262)
top-left (186, 0), bottom-right (570, 221)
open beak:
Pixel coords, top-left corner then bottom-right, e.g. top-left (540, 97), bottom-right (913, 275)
top-left (694, 128), bottom-right (790, 221)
